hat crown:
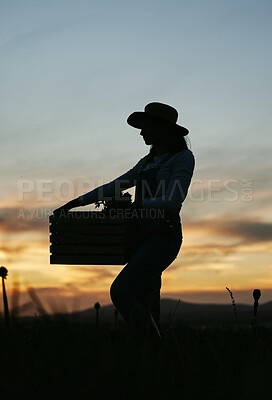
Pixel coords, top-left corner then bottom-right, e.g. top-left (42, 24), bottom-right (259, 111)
top-left (126, 101), bottom-right (189, 136)
top-left (144, 102), bottom-right (178, 124)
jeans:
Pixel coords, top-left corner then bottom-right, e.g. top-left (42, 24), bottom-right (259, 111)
top-left (110, 216), bottom-right (182, 341)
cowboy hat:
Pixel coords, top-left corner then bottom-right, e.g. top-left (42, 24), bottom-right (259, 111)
top-left (127, 102), bottom-right (189, 136)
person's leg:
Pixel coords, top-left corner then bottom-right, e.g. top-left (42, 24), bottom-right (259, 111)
top-left (135, 273), bottom-right (162, 331)
top-left (110, 237), bottom-right (180, 341)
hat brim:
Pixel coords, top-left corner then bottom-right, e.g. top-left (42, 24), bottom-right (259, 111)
top-left (127, 112), bottom-right (189, 136)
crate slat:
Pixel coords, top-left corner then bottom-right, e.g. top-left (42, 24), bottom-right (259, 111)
top-left (50, 224), bottom-right (126, 234)
top-left (50, 254), bottom-right (127, 265)
top-left (49, 209), bottom-right (135, 224)
top-left (49, 211), bottom-right (137, 265)
top-left (50, 244), bottom-right (126, 255)
top-left (49, 213), bottom-right (128, 225)
top-left (50, 233), bottom-right (125, 245)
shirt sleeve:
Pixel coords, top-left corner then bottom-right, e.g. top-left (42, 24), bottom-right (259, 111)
top-left (78, 156), bottom-right (146, 206)
top-left (142, 150), bottom-right (195, 214)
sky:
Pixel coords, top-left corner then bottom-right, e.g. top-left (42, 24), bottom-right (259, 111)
top-left (1, 0), bottom-right (272, 315)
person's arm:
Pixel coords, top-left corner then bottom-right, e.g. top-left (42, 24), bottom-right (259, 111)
top-left (53, 156), bottom-right (145, 215)
top-left (142, 150), bottom-right (195, 214)
top-left (53, 198), bottom-right (83, 216)
top-left (78, 156), bottom-right (145, 206)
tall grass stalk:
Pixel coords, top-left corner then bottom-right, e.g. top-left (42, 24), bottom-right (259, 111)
top-left (226, 287), bottom-right (239, 326)
top-left (166, 299), bottom-right (181, 329)
top-left (0, 266), bottom-right (10, 331)
top-left (27, 286), bottom-right (48, 317)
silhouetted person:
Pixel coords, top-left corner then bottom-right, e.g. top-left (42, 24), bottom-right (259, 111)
top-left (54, 102), bottom-right (195, 345)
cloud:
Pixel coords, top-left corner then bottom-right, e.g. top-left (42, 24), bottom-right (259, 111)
top-left (170, 245), bottom-right (237, 273)
top-left (0, 207), bottom-right (49, 234)
top-left (0, 207), bottom-right (50, 262)
top-left (218, 221), bottom-right (272, 243)
top-left (187, 218), bottom-right (272, 244)
top-left (207, 219), bottom-right (272, 244)
top-left (0, 243), bottom-right (31, 263)
top-left (169, 218), bottom-right (272, 272)
top-left (70, 267), bottom-right (117, 286)
top-left (183, 242), bottom-right (239, 256)
top-left (1, 207), bottom-right (271, 272)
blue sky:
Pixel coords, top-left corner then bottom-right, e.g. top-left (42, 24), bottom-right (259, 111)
top-left (1, 0), bottom-right (272, 311)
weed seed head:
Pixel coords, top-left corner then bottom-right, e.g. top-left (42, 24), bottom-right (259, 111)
top-left (0, 266), bottom-right (8, 279)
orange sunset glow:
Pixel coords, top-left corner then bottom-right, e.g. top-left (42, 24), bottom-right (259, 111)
top-left (1, 0), bottom-right (272, 316)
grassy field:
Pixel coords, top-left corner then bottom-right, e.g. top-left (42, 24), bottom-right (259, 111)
top-left (1, 311), bottom-right (272, 400)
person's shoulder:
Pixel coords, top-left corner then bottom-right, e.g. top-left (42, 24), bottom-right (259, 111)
top-left (131, 154), bottom-right (148, 166)
top-left (172, 149), bottom-right (195, 164)
top-left (139, 153), bottom-right (150, 165)
top-left (132, 154), bottom-right (150, 170)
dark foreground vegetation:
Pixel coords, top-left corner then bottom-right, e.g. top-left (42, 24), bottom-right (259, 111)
top-left (1, 313), bottom-right (272, 400)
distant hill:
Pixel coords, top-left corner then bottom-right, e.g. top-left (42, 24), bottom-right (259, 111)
top-left (13, 298), bottom-right (272, 328)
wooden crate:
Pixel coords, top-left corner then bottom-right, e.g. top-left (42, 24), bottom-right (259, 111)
top-left (49, 211), bottom-right (137, 265)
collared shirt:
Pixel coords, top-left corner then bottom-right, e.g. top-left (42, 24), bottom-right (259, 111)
top-left (141, 152), bottom-right (172, 171)
top-left (78, 149), bottom-right (195, 215)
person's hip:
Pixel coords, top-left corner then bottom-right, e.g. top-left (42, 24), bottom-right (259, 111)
top-left (133, 215), bottom-right (183, 249)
